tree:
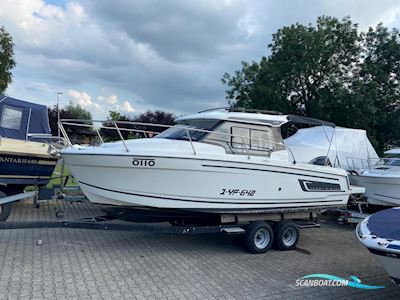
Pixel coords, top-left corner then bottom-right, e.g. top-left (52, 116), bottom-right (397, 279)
top-left (100, 110), bottom-right (176, 142)
top-left (0, 26), bottom-right (16, 94)
top-left (222, 16), bottom-right (400, 153)
top-left (100, 110), bottom-right (133, 141)
top-left (358, 25), bottom-right (400, 151)
top-left (48, 103), bottom-right (92, 136)
top-left (133, 110), bottom-right (176, 134)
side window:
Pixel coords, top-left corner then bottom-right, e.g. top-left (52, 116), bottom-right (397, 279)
top-left (231, 126), bottom-right (274, 151)
top-left (0, 105), bottom-right (23, 130)
top-left (231, 126), bottom-right (250, 149)
top-left (250, 129), bottom-right (274, 151)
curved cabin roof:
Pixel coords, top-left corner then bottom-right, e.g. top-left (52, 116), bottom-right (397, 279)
top-left (176, 110), bottom-right (289, 127)
top-left (385, 148), bottom-right (400, 155)
top-left (176, 109), bottom-right (335, 128)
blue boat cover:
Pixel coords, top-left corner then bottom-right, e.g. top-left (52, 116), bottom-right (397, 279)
top-left (368, 208), bottom-right (400, 240)
top-left (0, 95), bottom-right (51, 140)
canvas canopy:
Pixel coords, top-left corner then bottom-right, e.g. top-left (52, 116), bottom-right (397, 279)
top-left (0, 95), bottom-right (51, 140)
top-left (283, 126), bottom-right (378, 170)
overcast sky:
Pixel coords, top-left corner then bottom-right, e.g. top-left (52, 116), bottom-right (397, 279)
top-left (1, 0), bottom-right (400, 119)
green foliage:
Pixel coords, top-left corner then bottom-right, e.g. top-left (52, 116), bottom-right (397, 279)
top-left (222, 16), bottom-right (400, 153)
top-left (64, 103), bottom-right (92, 120)
top-left (0, 26), bottom-right (16, 94)
top-left (48, 103), bottom-right (93, 136)
top-left (100, 110), bottom-right (176, 142)
top-left (108, 110), bottom-right (127, 121)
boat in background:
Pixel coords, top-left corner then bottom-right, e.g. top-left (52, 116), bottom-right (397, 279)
top-left (349, 149), bottom-right (400, 206)
top-left (357, 208), bottom-right (400, 283)
top-left (282, 125), bottom-right (400, 207)
top-left (0, 95), bottom-right (59, 196)
top-left (60, 108), bottom-right (363, 222)
top-left (283, 126), bottom-right (378, 170)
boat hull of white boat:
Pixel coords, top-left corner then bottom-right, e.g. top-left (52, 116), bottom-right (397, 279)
top-left (349, 174), bottom-right (400, 206)
top-left (357, 209), bottom-right (400, 283)
top-left (62, 150), bottom-right (358, 212)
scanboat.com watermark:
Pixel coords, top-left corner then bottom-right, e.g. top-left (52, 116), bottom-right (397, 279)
top-left (295, 274), bottom-right (385, 289)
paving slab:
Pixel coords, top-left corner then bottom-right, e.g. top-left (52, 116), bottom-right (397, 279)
top-left (0, 199), bottom-right (398, 299)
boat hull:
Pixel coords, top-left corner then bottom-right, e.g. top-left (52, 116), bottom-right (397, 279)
top-left (0, 138), bottom-right (58, 187)
top-left (369, 250), bottom-right (400, 283)
top-left (0, 151), bottom-right (58, 186)
top-left (62, 153), bottom-right (353, 211)
top-left (357, 212), bottom-right (400, 283)
top-left (349, 174), bottom-right (400, 206)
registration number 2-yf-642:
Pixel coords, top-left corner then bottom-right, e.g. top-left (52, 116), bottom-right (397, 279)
top-left (220, 189), bottom-right (256, 196)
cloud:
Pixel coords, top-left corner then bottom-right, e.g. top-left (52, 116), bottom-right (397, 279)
top-left (69, 90), bottom-right (135, 116)
top-left (120, 100), bottom-right (134, 113)
top-left (68, 89), bottom-right (103, 112)
top-left (3, 0), bottom-right (400, 119)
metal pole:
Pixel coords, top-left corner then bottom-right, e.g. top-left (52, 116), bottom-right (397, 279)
top-left (241, 137), bottom-right (251, 159)
top-left (57, 92), bottom-right (63, 138)
top-left (186, 129), bottom-right (196, 155)
top-left (114, 122), bottom-right (129, 152)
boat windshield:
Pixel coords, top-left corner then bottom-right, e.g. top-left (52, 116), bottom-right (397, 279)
top-left (155, 119), bottom-right (220, 141)
top-left (376, 158), bottom-right (400, 167)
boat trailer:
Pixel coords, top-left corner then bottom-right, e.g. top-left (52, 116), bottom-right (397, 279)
top-left (0, 203), bottom-right (328, 254)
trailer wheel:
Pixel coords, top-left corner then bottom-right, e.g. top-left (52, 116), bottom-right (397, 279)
top-left (273, 220), bottom-right (299, 251)
top-left (0, 191), bottom-right (13, 222)
top-left (243, 221), bottom-right (274, 254)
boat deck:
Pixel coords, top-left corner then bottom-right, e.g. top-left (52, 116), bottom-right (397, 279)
top-left (0, 199), bottom-right (399, 299)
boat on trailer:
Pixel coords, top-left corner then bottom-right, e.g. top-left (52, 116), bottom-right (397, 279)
top-left (0, 95), bottom-right (59, 220)
top-left (59, 108), bottom-right (364, 253)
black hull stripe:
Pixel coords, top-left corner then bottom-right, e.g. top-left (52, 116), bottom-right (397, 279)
top-left (202, 164), bottom-right (339, 181)
top-left (79, 181), bottom-right (344, 206)
top-left (368, 247), bottom-right (400, 259)
top-left (62, 153), bottom-right (345, 179)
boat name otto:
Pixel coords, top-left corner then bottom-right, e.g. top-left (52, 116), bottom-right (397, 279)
top-left (132, 158), bottom-right (156, 167)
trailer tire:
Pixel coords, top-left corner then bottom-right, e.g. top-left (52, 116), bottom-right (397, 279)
top-left (273, 220), bottom-right (299, 251)
top-left (243, 221), bottom-right (274, 254)
top-left (0, 191), bottom-right (13, 222)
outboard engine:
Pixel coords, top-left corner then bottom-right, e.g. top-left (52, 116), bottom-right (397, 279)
top-left (309, 156), bottom-right (332, 167)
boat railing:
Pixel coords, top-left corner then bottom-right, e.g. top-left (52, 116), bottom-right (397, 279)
top-left (345, 156), bottom-right (381, 172)
top-left (58, 119), bottom-right (298, 162)
top-left (27, 134), bottom-right (69, 152)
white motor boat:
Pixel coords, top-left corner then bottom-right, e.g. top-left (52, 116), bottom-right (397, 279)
top-left (349, 149), bottom-right (400, 206)
top-left (60, 109), bottom-right (363, 220)
top-left (357, 208), bottom-right (400, 283)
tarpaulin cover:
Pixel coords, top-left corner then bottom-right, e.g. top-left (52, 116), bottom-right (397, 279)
top-left (0, 95), bottom-right (51, 140)
top-left (283, 126), bottom-right (378, 170)
top-left (368, 208), bottom-right (400, 240)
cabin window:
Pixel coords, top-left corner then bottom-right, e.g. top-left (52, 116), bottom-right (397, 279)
top-left (0, 105), bottom-right (23, 130)
top-left (250, 129), bottom-right (274, 151)
top-left (155, 119), bottom-right (220, 141)
top-left (231, 127), bottom-right (250, 149)
top-left (231, 126), bottom-right (274, 151)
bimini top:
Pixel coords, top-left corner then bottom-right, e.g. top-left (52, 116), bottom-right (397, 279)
top-left (176, 108), bottom-right (335, 128)
top-left (0, 95), bottom-right (51, 140)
